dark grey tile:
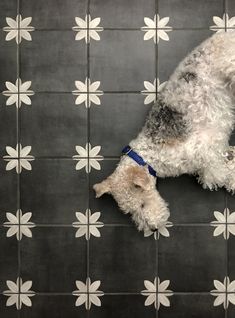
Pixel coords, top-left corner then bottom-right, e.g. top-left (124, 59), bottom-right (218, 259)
top-left (158, 294), bottom-right (224, 318)
top-left (0, 94), bottom-right (17, 159)
top-left (227, 0), bottom-right (235, 21)
top-left (228, 300), bottom-right (235, 318)
top-left (21, 0), bottom-right (87, 30)
top-left (158, 226), bottom-right (227, 292)
top-left (228, 234), bottom-right (235, 279)
top-left (89, 159), bottom-right (132, 225)
top-left (20, 93), bottom-right (87, 157)
top-left (227, 192), bottom-right (235, 214)
top-left (158, 30), bottom-right (213, 82)
top-left (21, 295), bottom-right (87, 318)
top-left (0, 229), bottom-right (18, 293)
top-left (159, 0), bottom-right (223, 28)
top-left (90, 0), bottom-right (155, 29)
top-left (158, 175), bottom-right (226, 223)
top-left (90, 294), bottom-right (156, 318)
top-left (0, 1), bottom-right (17, 29)
top-left (20, 227), bottom-right (87, 292)
top-left (90, 30), bottom-right (155, 92)
top-left (0, 30), bottom-right (17, 92)
top-left (20, 31), bottom-right (86, 92)
top-left (90, 94), bottom-right (151, 157)
top-left (0, 294), bottom-right (18, 317)
top-left (230, 131), bottom-right (235, 145)
top-left (0, 160), bottom-right (18, 224)
top-left (20, 159), bottom-right (88, 224)
top-left (89, 226), bottom-right (156, 293)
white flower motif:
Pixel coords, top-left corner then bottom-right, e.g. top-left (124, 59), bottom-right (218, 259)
top-left (72, 78), bottom-right (103, 107)
top-left (73, 278), bottom-right (104, 309)
top-left (3, 15), bottom-right (35, 43)
top-left (211, 208), bottom-right (235, 239)
top-left (3, 278), bottom-right (35, 310)
top-left (72, 143), bottom-right (103, 173)
top-left (141, 15), bottom-right (172, 43)
top-left (72, 15), bottom-right (103, 43)
top-left (144, 221), bottom-right (173, 240)
top-left (141, 78), bottom-right (167, 105)
top-left (210, 277), bottom-right (235, 309)
top-left (4, 210), bottom-right (35, 240)
top-left (210, 14), bottom-right (235, 32)
top-left (72, 209), bottom-right (104, 240)
top-left (3, 144), bottom-right (35, 174)
top-left (141, 277), bottom-right (173, 310)
top-left (2, 79), bottom-right (34, 108)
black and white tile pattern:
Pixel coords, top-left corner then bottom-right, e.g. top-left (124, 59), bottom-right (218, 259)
top-left (0, 0), bottom-right (235, 317)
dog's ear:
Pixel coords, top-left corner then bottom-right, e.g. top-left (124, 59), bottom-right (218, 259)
top-left (93, 179), bottom-right (111, 198)
top-left (127, 165), bottom-right (151, 191)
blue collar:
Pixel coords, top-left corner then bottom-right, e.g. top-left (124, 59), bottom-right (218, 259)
top-left (122, 145), bottom-right (157, 178)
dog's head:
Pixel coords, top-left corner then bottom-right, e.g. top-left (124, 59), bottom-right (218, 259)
top-left (93, 165), bottom-right (169, 232)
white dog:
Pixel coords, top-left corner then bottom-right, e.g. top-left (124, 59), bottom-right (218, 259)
top-left (94, 31), bottom-right (235, 232)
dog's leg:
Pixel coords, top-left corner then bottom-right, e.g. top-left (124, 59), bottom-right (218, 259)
top-left (198, 146), bottom-right (235, 192)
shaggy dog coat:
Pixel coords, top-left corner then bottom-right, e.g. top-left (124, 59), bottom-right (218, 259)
top-left (94, 31), bottom-right (235, 232)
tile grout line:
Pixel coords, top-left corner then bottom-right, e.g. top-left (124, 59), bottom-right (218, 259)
top-left (155, 1), bottom-right (159, 317)
top-left (0, 291), bottom-right (224, 296)
top-left (225, 191), bottom-right (229, 317)
top-left (17, 0), bottom-right (21, 316)
top-left (87, 1), bottom-right (90, 317)
top-left (1, 222), bottom-right (234, 227)
top-left (13, 26), bottom-right (234, 31)
top-left (224, 2), bottom-right (228, 318)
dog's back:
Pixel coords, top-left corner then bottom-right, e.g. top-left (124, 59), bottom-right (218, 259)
top-left (143, 31), bottom-right (235, 146)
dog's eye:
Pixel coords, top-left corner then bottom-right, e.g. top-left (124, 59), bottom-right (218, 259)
top-left (141, 203), bottom-right (145, 209)
top-left (134, 184), bottom-right (141, 189)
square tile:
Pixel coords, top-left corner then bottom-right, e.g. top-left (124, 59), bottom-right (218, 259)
top-left (90, 93), bottom-right (151, 157)
top-left (0, 30), bottom-right (17, 92)
top-left (90, 30), bottom-right (155, 92)
top-left (158, 175), bottom-right (226, 224)
top-left (20, 31), bottom-right (86, 92)
top-left (90, 0), bottom-right (155, 29)
top-left (158, 226), bottom-right (227, 292)
top-left (21, 0), bottom-right (87, 30)
top-left (20, 227), bottom-right (87, 292)
top-left (0, 160), bottom-right (18, 224)
top-left (20, 159), bottom-right (88, 224)
top-left (89, 226), bottom-right (156, 292)
top-left (158, 294), bottom-right (225, 318)
top-left (0, 229), bottom-right (18, 293)
top-left (0, 294), bottom-right (18, 317)
top-left (0, 0), bottom-right (17, 29)
top-left (21, 295), bottom-right (87, 318)
top-left (159, 0), bottom-right (223, 29)
top-left (20, 93), bottom-right (87, 157)
top-left (158, 29), bottom-right (213, 82)
top-left (0, 95), bottom-right (17, 161)
top-left (89, 159), bottom-right (132, 225)
top-left (90, 294), bottom-right (156, 318)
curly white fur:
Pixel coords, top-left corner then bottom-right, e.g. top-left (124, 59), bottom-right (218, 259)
top-left (94, 31), bottom-right (235, 232)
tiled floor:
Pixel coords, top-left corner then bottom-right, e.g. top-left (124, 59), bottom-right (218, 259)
top-left (0, 0), bottom-right (235, 317)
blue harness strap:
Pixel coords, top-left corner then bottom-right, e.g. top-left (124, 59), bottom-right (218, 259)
top-left (122, 145), bottom-right (157, 178)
